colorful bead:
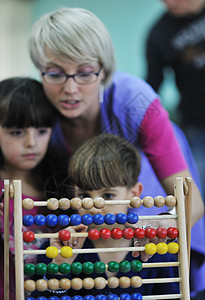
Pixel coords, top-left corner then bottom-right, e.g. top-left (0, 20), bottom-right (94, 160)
top-left (165, 195), bottom-right (176, 207)
top-left (35, 263), bottom-right (47, 275)
top-left (84, 296), bottom-right (95, 300)
top-left (131, 260), bottom-right (142, 272)
top-left (143, 196), bottom-right (154, 208)
top-left (47, 198), bottom-right (59, 210)
top-left (36, 279), bottom-right (48, 292)
top-left (144, 243), bottom-right (157, 255)
top-left (34, 214), bottom-right (46, 226)
top-left (46, 214), bottom-right (58, 227)
top-left (94, 261), bottom-right (106, 273)
top-left (81, 214), bottom-right (93, 225)
top-left (23, 231), bottom-right (35, 243)
top-left (48, 296), bottom-right (59, 300)
top-left (82, 197), bottom-right (93, 209)
top-left (88, 229), bottom-right (100, 240)
top-left (47, 263), bottom-right (59, 274)
top-left (70, 214), bottom-right (82, 226)
top-left (167, 227), bottom-right (179, 239)
top-left (23, 215), bottom-right (34, 226)
top-left (24, 263), bottom-right (35, 275)
top-left (154, 196), bottom-right (165, 207)
top-left (82, 262), bottom-right (94, 274)
top-left (168, 242), bottom-right (179, 254)
top-left (127, 213), bottom-right (138, 224)
top-left (145, 228), bottom-right (156, 239)
top-left (108, 261), bottom-right (119, 272)
top-left (131, 276), bottom-right (142, 288)
top-left (22, 198), bottom-right (34, 210)
top-left (123, 228), bottom-right (134, 239)
top-left (46, 246), bottom-right (59, 258)
top-left (157, 242), bottom-right (168, 255)
top-left (134, 228), bottom-right (145, 239)
top-left (131, 293), bottom-right (143, 300)
top-left (107, 277), bottom-right (119, 289)
top-left (130, 197), bottom-right (142, 208)
top-left (120, 260), bottom-right (131, 272)
top-left (156, 227), bottom-right (167, 239)
top-left (59, 263), bottom-right (71, 274)
top-left (111, 228), bottom-right (123, 239)
top-left (71, 262), bottom-right (83, 275)
top-left (72, 296), bottom-right (83, 300)
top-left (119, 276), bottom-right (130, 288)
top-left (71, 278), bottom-right (83, 290)
top-left (93, 214), bottom-right (104, 225)
top-left (100, 228), bottom-right (111, 239)
top-left (24, 280), bottom-right (36, 292)
top-left (95, 295), bottom-right (106, 300)
top-left (93, 197), bottom-right (105, 209)
top-left (116, 213), bottom-right (127, 224)
top-left (37, 297), bottom-right (47, 300)
top-left (59, 229), bottom-right (71, 241)
top-left (61, 246), bottom-right (73, 258)
top-left (70, 197), bottom-right (82, 210)
top-left (94, 277), bottom-right (107, 289)
top-left (58, 214), bottom-right (70, 226)
top-left (120, 293), bottom-right (131, 300)
top-left (83, 277), bottom-right (95, 289)
top-left (104, 213), bottom-right (116, 225)
top-left (59, 198), bottom-right (70, 210)
top-left (107, 295), bottom-right (118, 300)
top-left (60, 296), bottom-right (71, 300)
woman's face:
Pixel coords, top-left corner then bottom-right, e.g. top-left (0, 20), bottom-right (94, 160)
top-left (40, 49), bottom-right (104, 120)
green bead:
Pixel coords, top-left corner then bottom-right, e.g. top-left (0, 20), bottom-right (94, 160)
top-left (119, 260), bottom-right (131, 273)
top-left (47, 263), bottom-right (59, 274)
top-left (59, 263), bottom-right (71, 275)
top-left (131, 260), bottom-right (142, 272)
top-left (82, 262), bottom-right (94, 274)
top-left (35, 263), bottom-right (47, 275)
top-left (94, 261), bottom-right (106, 274)
top-left (71, 262), bottom-right (83, 275)
top-left (107, 261), bottom-right (119, 272)
top-left (24, 263), bottom-right (35, 275)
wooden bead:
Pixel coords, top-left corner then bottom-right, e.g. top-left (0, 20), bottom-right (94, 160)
top-left (48, 278), bottom-right (59, 291)
top-left (24, 279), bottom-right (36, 292)
top-left (70, 197), bottom-right (82, 210)
top-left (59, 198), bottom-right (70, 210)
top-left (107, 277), bottom-right (119, 289)
top-left (165, 195), bottom-right (177, 207)
top-left (82, 197), bottom-right (94, 209)
top-left (154, 196), bottom-right (165, 207)
top-left (36, 279), bottom-right (48, 292)
top-left (59, 278), bottom-right (71, 290)
top-left (22, 198), bottom-right (34, 210)
top-left (83, 277), bottom-right (95, 289)
top-left (119, 276), bottom-right (130, 288)
top-left (94, 197), bottom-right (105, 209)
top-left (71, 278), bottom-right (83, 290)
top-left (47, 198), bottom-right (59, 210)
top-left (9, 184), bottom-right (14, 199)
top-left (94, 277), bottom-right (107, 289)
top-left (130, 197), bottom-right (142, 208)
top-left (143, 196), bottom-right (154, 208)
top-left (130, 276), bottom-right (142, 288)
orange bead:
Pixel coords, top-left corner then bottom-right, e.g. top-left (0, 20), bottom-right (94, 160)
top-left (119, 276), bottom-right (130, 288)
top-left (36, 279), bottom-right (48, 292)
top-left (59, 278), bottom-right (71, 290)
top-left (83, 277), bottom-right (95, 289)
top-left (48, 278), bottom-right (59, 291)
top-left (107, 277), bottom-right (119, 289)
top-left (24, 279), bottom-right (36, 292)
top-left (94, 277), bottom-right (107, 289)
top-left (130, 276), bottom-right (142, 288)
top-left (71, 278), bottom-right (83, 290)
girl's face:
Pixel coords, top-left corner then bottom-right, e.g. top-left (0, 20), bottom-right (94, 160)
top-left (0, 126), bottom-right (52, 171)
top-left (40, 49), bottom-right (105, 120)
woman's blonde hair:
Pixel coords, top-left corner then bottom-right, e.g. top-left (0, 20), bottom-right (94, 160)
top-left (69, 134), bottom-right (141, 191)
top-left (28, 7), bottom-right (116, 87)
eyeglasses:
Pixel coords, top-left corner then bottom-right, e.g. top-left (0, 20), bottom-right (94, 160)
top-left (41, 66), bottom-right (102, 85)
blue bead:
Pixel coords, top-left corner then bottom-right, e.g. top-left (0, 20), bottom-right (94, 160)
top-left (120, 294), bottom-right (131, 300)
top-left (104, 213), bottom-right (116, 225)
top-left (58, 214), bottom-right (70, 226)
top-left (70, 214), bottom-right (82, 226)
top-left (93, 214), bottom-right (104, 225)
top-left (60, 297), bottom-right (72, 300)
top-left (131, 293), bottom-right (142, 300)
top-left (46, 214), bottom-right (58, 227)
top-left (48, 297), bottom-right (59, 300)
top-left (81, 214), bottom-right (93, 225)
top-left (23, 215), bottom-right (34, 226)
top-left (72, 296), bottom-right (83, 300)
top-left (37, 297), bottom-right (48, 300)
top-left (107, 295), bottom-right (118, 300)
top-left (26, 298), bottom-right (35, 300)
top-left (84, 296), bottom-right (95, 300)
top-left (95, 295), bottom-right (107, 300)
top-left (34, 214), bottom-right (46, 226)
top-left (116, 213), bottom-right (127, 224)
top-left (127, 213), bottom-right (138, 224)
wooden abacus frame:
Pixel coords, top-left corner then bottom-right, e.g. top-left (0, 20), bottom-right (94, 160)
top-left (3, 177), bottom-right (192, 300)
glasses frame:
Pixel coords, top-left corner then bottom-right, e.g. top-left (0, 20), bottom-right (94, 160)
top-left (41, 65), bottom-right (103, 85)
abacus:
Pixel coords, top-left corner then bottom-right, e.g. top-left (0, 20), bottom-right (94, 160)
top-left (4, 177), bottom-right (192, 300)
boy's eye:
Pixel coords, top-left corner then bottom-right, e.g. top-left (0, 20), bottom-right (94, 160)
top-left (78, 193), bottom-right (90, 199)
top-left (103, 193), bottom-right (114, 200)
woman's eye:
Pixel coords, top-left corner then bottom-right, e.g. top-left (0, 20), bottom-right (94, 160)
top-left (103, 193), bottom-right (114, 200)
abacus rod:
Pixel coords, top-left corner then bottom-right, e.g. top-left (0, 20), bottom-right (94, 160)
top-left (4, 180), bottom-right (10, 300)
top-left (139, 215), bottom-right (177, 220)
top-left (142, 261), bottom-right (179, 268)
top-left (34, 232), bottom-right (88, 239)
top-left (33, 201), bottom-right (47, 206)
top-left (143, 295), bottom-right (182, 299)
top-left (142, 277), bottom-right (180, 284)
top-left (184, 177), bottom-right (192, 270)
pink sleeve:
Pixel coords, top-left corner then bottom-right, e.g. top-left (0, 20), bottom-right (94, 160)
top-left (139, 99), bottom-right (188, 180)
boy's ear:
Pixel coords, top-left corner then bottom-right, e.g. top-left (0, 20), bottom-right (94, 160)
top-left (130, 182), bottom-right (143, 197)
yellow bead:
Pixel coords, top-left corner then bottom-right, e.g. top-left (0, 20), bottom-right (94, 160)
top-left (168, 242), bottom-right (179, 254)
top-left (61, 246), bottom-right (73, 258)
top-left (157, 242), bottom-right (168, 255)
top-left (46, 246), bottom-right (59, 258)
top-left (144, 243), bottom-right (157, 255)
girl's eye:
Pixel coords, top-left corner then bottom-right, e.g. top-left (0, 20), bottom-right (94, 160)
top-left (38, 128), bottom-right (50, 135)
top-left (103, 193), bottom-right (114, 200)
top-left (9, 129), bottom-right (23, 136)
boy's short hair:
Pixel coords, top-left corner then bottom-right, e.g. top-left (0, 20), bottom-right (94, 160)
top-left (69, 133), bottom-right (141, 190)
top-left (28, 7), bottom-right (116, 87)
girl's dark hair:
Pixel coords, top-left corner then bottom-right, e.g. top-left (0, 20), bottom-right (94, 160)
top-left (69, 133), bottom-right (141, 190)
top-left (0, 77), bottom-right (59, 192)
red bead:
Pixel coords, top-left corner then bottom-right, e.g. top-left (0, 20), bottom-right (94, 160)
top-left (59, 230), bottom-right (71, 241)
top-left (156, 227), bottom-right (167, 239)
top-left (111, 228), bottom-right (123, 239)
top-left (88, 229), bottom-right (100, 240)
top-left (122, 228), bottom-right (134, 239)
top-left (134, 228), bottom-right (145, 239)
top-left (23, 231), bottom-right (35, 243)
top-left (167, 227), bottom-right (179, 239)
top-left (145, 228), bottom-right (156, 239)
top-left (100, 228), bottom-right (111, 239)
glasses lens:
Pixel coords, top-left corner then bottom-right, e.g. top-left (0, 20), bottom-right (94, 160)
top-left (75, 73), bottom-right (97, 84)
top-left (44, 73), bottom-right (66, 84)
